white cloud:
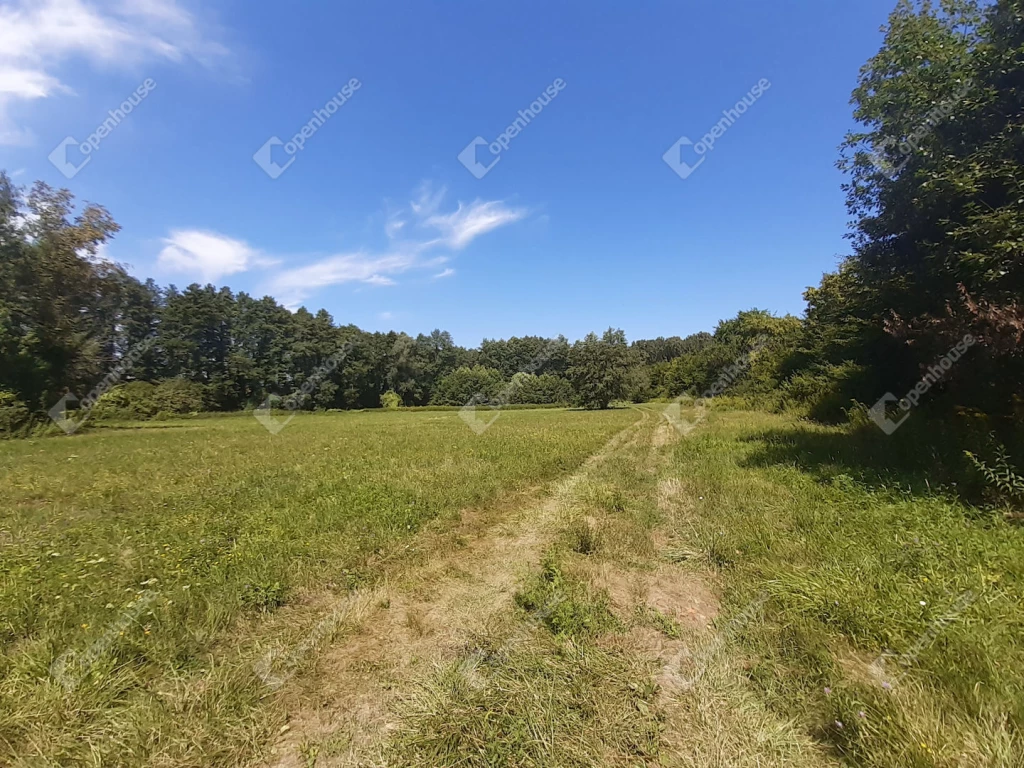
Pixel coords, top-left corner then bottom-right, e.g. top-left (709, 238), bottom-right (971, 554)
top-left (152, 186), bottom-right (525, 308)
top-left (157, 229), bottom-right (273, 284)
top-left (0, 0), bottom-right (227, 144)
top-left (424, 199), bottom-right (526, 249)
top-left (271, 251), bottom-right (417, 309)
top-left (269, 185), bottom-right (524, 307)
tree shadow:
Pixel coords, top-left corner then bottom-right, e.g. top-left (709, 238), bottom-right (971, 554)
top-left (737, 418), bottom-right (988, 502)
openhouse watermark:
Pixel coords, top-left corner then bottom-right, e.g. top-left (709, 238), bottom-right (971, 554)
top-left (459, 336), bottom-right (566, 434)
top-left (869, 590), bottom-right (978, 689)
top-left (663, 78), bottom-right (771, 180)
top-left (458, 78), bottom-right (566, 179)
top-left (48, 78), bottom-right (157, 179)
top-left (48, 333), bottom-right (158, 435)
top-left (253, 79), bottom-right (361, 179)
top-left (663, 338), bottom-right (767, 435)
top-left (869, 79), bottom-right (974, 176)
top-left (868, 334), bottom-right (976, 435)
top-left (254, 342), bottom-right (354, 434)
top-left (50, 591), bottom-right (160, 692)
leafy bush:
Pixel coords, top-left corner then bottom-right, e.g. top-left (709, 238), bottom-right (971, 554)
top-left (0, 390), bottom-right (30, 437)
top-left (506, 373), bottom-right (573, 405)
top-left (431, 366), bottom-right (505, 406)
top-left (966, 439), bottom-right (1024, 513)
top-left (152, 379), bottom-right (208, 414)
top-left (380, 390), bottom-right (402, 409)
top-left (92, 381), bottom-right (159, 419)
top-left (780, 362), bottom-right (870, 424)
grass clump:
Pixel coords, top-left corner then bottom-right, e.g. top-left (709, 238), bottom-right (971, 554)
top-left (392, 625), bottom-right (661, 767)
top-left (514, 554), bottom-right (620, 640)
top-left (567, 517), bottom-right (602, 555)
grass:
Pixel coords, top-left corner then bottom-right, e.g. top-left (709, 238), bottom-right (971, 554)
top-left (662, 409), bottom-right (1024, 767)
top-left (3, 404), bottom-right (1021, 766)
top-left (391, 405), bottom-right (1022, 768)
top-left (0, 406), bottom-right (634, 766)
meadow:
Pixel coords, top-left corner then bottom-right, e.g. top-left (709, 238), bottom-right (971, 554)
top-left (1, 405), bottom-right (1021, 767)
top-left (0, 407), bottom-right (635, 766)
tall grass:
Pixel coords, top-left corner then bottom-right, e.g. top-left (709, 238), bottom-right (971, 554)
top-left (0, 407), bottom-right (634, 766)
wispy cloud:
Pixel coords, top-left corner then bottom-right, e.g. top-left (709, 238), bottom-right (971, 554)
top-left (0, 0), bottom-right (228, 144)
top-left (270, 184), bottom-right (524, 307)
top-left (424, 199), bottom-right (526, 249)
top-left (157, 229), bottom-right (275, 284)
top-left (152, 185), bottom-right (525, 307)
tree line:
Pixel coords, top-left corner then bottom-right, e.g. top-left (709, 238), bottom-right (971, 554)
top-left (1, 0), bottom-right (1021, 440)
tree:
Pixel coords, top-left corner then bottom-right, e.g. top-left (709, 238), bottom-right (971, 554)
top-left (567, 329), bottom-right (638, 409)
top-left (0, 175), bottom-right (122, 411)
top-left (824, 0), bottom-right (1024, 415)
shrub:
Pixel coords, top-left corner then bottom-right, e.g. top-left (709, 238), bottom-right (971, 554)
top-left (380, 390), bottom-right (402, 409)
top-left (506, 373), bottom-right (573, 405)
top-left (0, 390), bottom-right (30, 437)
top-left (152, 379), bottom-right (208, 414)
top-left (965, 439), bottom-right (1024, 513)
top-left (430, 366), bottom-right (505, 406)
top-left (780, 362), bottom-right (870, 424)
top-left (92, 381), bottom-right (159, 420)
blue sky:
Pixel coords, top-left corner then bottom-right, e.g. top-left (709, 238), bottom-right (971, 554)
top-left (1, 0), bottom-right (896, 347)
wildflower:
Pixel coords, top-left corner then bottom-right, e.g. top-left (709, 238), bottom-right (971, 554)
top-left (824, 687), bottom-right (832, 695)
top-left (835, 720), bottom-right (844, 729)
top-left (858, 711), bottom-right (866, 718)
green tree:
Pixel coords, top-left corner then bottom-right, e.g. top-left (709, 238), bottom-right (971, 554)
top-left (567, 329), bottom-right (638, 409)
top-left (825, 0), bottom-right (1024, 415)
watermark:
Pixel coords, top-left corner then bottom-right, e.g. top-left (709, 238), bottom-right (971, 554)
top-left (48, 79), bottom-right (157, 179)
top-left (869, 590), bottom-right (978, 689)
top-left (868, 79), bottom-right (974, 176)
top-left (663, 78), bottom-right (770, 180)
top-left (868, 334), bottom-right (975, 434)
top-left (254, 343), bottom-right (353, 434)
top-left (459, 337), bottom-right (565, 434)
top-left (458, 78), bottom-right (566, 179)
top-left (458, 588), bottom-right (568, 690)
top-left (50, 591), bottom-right (160, 692)
top-left (254, 594), bottom-right (372, 688)
top-left (48, 333), bottom-right (158, 435)
top-left (663, 339), bottom-right (766, 435)
top-left (648, 591), bottom-right (768, 690)
top-left (254, 79), bottom-right (361, 179)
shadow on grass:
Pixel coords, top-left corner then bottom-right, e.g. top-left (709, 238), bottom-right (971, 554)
top-left (737, 416), bottom-right (994, 503)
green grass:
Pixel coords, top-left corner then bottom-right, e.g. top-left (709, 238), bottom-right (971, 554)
top-left (392, 405), bottom-right (1022, 768)
top-left (665, 409), bottom-right (1024, 767)
top-left (4, 404), bottom-right (1021, 766)
top-left (0, 407), bottom-right (634, 766)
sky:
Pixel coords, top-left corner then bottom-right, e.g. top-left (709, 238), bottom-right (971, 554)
top-left (0, 0), bottom-right (898, 347)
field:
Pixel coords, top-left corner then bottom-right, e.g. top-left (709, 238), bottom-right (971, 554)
top-left (1, 406), bottom-right (1021, 767)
